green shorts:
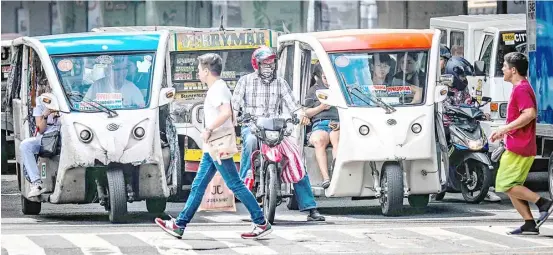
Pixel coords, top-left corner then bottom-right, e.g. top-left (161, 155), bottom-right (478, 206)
top-left (495, 150), bottom-right (535, 192)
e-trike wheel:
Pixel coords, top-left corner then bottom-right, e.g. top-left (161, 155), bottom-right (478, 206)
top-left (263, 164), bottom-right (279, 224)
top-left (146, 198), bottom-right (167, 214)
top-left (434, 192), bottom-right (446, 201)
top-left (21, 195), bottom-right (41, 215)
top-left (106, 168), bottom-right (127, 223)
top-left (408, 194), bottom-right (429, 208)
top-left (380, 163), bottom-right (404, 216)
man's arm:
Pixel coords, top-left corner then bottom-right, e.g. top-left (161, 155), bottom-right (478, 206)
top-left (491, 88), bottom-right (537, 141)
top-left (231, 76), bottom-right (246, 117)
top-left (207, 103), bottom-right (233, 131)
top-left (504, 108), bottom-right (537, 132)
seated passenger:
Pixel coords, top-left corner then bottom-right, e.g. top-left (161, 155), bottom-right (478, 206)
top-left (392, 52), bottom-right (425, 104)
top-left (20, 78), bottom-right (61, 197)
top-left (370, 53), bottom-right (395, 85)
top-left (84, 57), bottom-right (145, 108)
top-left (304, 64), bottom-right (339, 189)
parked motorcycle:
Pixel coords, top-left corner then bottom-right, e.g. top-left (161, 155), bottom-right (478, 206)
top-left (436, 96), bottom-right (494, 203)
top-left (238, 113), bottom-right (300, 224)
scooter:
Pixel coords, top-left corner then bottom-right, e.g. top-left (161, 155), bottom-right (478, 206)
top-left (238, 113), bottom-right (300, 224)
top-left (435, 96), bottom-right (493, 203)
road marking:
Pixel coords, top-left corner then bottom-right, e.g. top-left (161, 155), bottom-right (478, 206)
top-left (273, 229), bottom-right (318, 242)
top-left (61, 233), bottom-right (123, 255)
top-left (1, 235), bottom-right (46, 255)
top-left (1, 218), bottom-right (40, 224)
top-left (131, 232), bottom-right (198, 255)
top-left (473, 226), bottom-right (553, 247)
top-left (203, 231), bottom-right (277, 254)
top-left (405, 227), bottom-right (510, 248)
top-left (1, 193), bottom-right (21, 196)
top-left (339, 228), bottom-right (423, 249)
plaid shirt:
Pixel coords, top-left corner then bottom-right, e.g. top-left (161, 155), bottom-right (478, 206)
top-left (231, 72), bottom-right (300, 118)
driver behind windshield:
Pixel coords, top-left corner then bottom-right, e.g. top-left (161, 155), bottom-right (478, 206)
top-left (391, 52), bottom-right (425, 104)
top-left (84, 56), bottom-right (145, 108)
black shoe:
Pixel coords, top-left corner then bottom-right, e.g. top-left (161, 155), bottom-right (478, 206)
top-left (507, 226), bottom-right (539, 235)
top-left (307, 209), bottom-right (325, 221)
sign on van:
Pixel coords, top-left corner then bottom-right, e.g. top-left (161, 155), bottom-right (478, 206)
top-left (502, 32), bottom-right (527, 45)
top-left (175, 30), bottom-right (272, 51)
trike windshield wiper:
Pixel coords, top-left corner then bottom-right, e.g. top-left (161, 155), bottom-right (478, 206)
top-left (67, 91), bottom-right (119, 118)
top-left (337, 73), bottom-right (396, 114)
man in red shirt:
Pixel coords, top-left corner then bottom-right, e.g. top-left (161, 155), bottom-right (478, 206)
top-left (491, 52), bottom-right (553, 235)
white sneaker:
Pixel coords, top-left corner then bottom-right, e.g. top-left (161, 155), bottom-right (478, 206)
top-left (28, 182), bottom-right (44, 197)
top-left (485, 191), bottom-right (501, 202)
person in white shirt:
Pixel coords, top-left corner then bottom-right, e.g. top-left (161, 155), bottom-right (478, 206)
top-left (155, 53), bottom-right (272, 240)
top-left (84, 57), bottom-right (145, 108)
top-left (20, 78), bottom-right (61, 197)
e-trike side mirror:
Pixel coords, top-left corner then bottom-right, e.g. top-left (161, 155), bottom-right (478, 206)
top-left (439, 74), bottom-right (454, 87)
top-left (315, 89), bottom-right (337, 107)
top-left (39, 93), bottom-right (61, 112)
top-left (159, 87), bottom-right (176, 107)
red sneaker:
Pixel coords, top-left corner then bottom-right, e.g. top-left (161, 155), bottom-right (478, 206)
top-left (241, 221), bottom-right (272, 240)
top-left (155, 217), bottom-right (184, 239)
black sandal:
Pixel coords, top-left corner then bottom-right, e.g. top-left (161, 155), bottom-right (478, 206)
top-left (322, 179), bottom-right (330, 189)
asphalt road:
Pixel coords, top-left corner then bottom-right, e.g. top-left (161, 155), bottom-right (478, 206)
top-left (2, 174), bottom-right (553, 255)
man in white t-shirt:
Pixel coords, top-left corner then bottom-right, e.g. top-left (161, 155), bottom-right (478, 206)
top-left (155, 53), bottom-right (272, 240)
top-left (84, 57), bottom-right (145, 108)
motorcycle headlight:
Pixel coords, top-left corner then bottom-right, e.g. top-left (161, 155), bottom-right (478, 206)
top-left (467, 139), bottom-right (483, 150)
top-left (264, 130), bottom-right (280, 142)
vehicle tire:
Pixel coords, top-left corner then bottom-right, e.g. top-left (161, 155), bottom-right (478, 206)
top-left (434, 192), bottom-right (446, 201)
top-left (287, 190), bottom-right (299, 210)
top-left (263, 164), bottom-right (279, 224)
top-left (459, 160), bottom-right (490, 204)
top-left (548, 152), bottom-right (553, 199)
top-left (16, 164), bottom-right (21, 191)
top-left (380, 163), bottom-right (404, 216)
top-left (146, 198), bottom-right (167, 214)
top-left (408, 195), bottom-right (429, 208)
top-left (106, 168), bottom-right (127, 223)
top-left (21, 195), bottom-right (41, 215)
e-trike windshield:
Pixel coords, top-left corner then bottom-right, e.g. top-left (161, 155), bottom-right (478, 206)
top-left (329, 50), bottom-right (429, 107)
top-left (52, 52), bottom-right (155, 112)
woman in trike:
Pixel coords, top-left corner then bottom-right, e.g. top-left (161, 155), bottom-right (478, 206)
top-left (280, 29), bottom-right (451, 215)
top-left (8, 31), bottom-right (180, 223)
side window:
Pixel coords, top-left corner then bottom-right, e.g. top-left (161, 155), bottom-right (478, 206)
top-left (479, 35), bottom-right (494, 75)
top-left (299, 49), bottom-right (312, 104)
top-left (27, 48), bottom-right (48, 135)
top-left (439, 29), bottom-right (447, 45)
top-left (280, 44), bottom-right (295, 90)
top-left (450, 31), bottom-right (465, 57)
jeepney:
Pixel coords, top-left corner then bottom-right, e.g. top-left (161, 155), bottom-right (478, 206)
top-left (92, 26), bottom-right (282, 200)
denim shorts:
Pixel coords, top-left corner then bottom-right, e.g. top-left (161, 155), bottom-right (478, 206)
top-left (312, 120), bottom-right (332, 133)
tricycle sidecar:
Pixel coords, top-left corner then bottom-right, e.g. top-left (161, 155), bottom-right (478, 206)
top-left (8, 31), bottom-right (179, 223)
top-left (279, 29), bottom-right (451, 215)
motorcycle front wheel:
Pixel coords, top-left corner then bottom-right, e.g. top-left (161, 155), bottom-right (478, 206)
top-left (458, 159), bottom-right (491, 204)
top-left (263, 164), bottom-right (279, 224)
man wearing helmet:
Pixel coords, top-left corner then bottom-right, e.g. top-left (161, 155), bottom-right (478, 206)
top-left (232, 46), bottom-right (325, 221)
top-left (440, 45), bottom-right (502, 203)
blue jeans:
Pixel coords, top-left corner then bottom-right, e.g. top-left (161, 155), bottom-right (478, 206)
top-left (240, 127), bottom-right (318, 212)
top-left (176, 153), bottom-right (265, 227)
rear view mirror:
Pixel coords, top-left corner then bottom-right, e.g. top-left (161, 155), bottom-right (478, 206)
top-left (159, 87), bottom-right (176, 107)
top-left (439, 74), bottom-right (454, 87)
top-left (434, 85), bottom-right (449, 103)
top-left (315, 89), bottom-right (337, 107)
top-left (39, 93), bottom-right (61, 112)
top-left (474, 61), bottom-right (486, 76)
top-left (481, 96), bottom-right (492, 102)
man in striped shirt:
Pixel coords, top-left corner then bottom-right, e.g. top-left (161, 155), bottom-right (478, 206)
top-left (232, 46), bottom-right (325, 221)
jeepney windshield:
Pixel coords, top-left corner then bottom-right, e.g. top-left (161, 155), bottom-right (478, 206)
top-left (52, 52), bottom-right (155, 112)
top-left (170, 49), bottom-right (254, 91)
top-left (330, 50), bottom-right (429, 107)
top-left (495, 30), bottom-right (527, 77)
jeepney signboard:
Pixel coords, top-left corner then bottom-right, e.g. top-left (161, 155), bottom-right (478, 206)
top-left (175, 30), bottom-right (273, 51)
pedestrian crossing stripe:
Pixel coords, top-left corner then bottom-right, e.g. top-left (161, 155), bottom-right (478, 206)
top-left (2, 225), bottom-right (553, 255)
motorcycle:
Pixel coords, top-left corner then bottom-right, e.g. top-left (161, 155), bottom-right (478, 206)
top-left (238, 113), bottom-right (300, 224)
top-left (436, 96), bottom-right (494, 203)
